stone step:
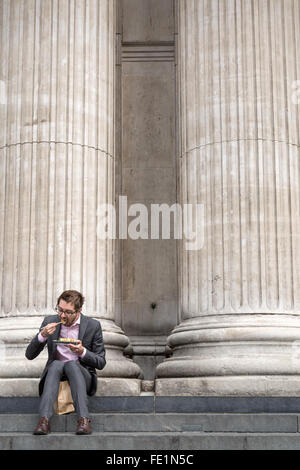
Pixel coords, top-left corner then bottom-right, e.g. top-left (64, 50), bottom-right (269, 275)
top-left (0, 412), bottom-right (299, 433)
top-left (2, 431), bottom-right (300, 450)
top-left (1, 412), bottom-right (300, 450)
top-left (3, 396), bottom-right (300, 413)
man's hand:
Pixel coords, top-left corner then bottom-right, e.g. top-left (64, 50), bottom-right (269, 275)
top-left (68, 340), bottom-right (84, 356)
top-left (41, 322), bottom-right (61, 338)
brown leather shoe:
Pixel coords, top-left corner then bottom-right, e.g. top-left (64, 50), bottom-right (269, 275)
top-left (76, 417), bottom-right (92, 435)
top-left (33, 417), bottom-right (50, 435)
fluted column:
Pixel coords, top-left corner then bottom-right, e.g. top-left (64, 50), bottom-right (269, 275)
top-left (0, 0), bottom-right (141, 396)
top-left (156, 0), bottom-right (300, 395)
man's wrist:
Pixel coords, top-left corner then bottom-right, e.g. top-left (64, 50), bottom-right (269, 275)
top-left (38, 332), bottom-right (47, 343)
top-left (78, 347), bottom-right (86, 358)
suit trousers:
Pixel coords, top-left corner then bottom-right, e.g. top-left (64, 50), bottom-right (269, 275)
top-left (39, 360), bottom-right (92, 419)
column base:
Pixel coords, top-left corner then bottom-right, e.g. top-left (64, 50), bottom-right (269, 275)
top-left (155, 376), bottom-right (300, 397)
top-left (0, 316), bottom-right (144, 394)
top-left (155, 314), bottom-right (300, 396)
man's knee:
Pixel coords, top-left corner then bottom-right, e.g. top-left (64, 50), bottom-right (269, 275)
top-left (64, 361), bottom-right (87, 385)
top-left (63, 360), bottom-right (78, 372)
top-left (48, 360), bottom-right (65, 374)
top-left (63, 360), bottom-right (82, 378)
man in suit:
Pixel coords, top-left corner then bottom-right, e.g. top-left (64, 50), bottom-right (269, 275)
top-left (25, 290), bottom-right (106, 435)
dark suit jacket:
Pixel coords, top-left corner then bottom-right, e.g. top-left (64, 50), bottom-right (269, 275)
top-left (25, 313), bottom-right (106, 396)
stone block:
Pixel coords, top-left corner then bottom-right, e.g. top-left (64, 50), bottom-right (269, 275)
top-left (0, 412), bottom-right (298, 434)
top-left (122, 0), bottom-right (174, 42)
top-left (245, 435), bottom-right (300, 450)
top-left (95, 378), bottom-right (142, 396)
top-left (122, 61), bottom-right (175, 170)
top-left (0, 378), bottom-right (39, 397)
top-left (178, 433), bottom-right (247, 450)
top-left (123, 168), bottom-right (176, 204)
top-left (155, 396), bottom-right (300, 413)
top-left (88, 396), bottom-right (154, 413)
top-left (155, 376), bottom-right (300, 397)
top-left (0, 413), bottom-right (66, 433)
top-left (181, 414), bottom-right (298, 433)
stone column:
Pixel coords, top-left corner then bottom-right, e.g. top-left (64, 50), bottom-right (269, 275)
top-left (156, 0), bottom-right (300, 396)
top-left (0, 0), bottom-right (141, 397)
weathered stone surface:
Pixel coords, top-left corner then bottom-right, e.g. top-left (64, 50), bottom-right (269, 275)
top-left (3, 430), bottom-right (300, 450)
top-left (4, 412), bottom-right (296, 434)
top-left (122, 0), bottom-right (174, 43)
top-left (155, 377), bottom-right (300, 397)
top-left (94, 378), bottom-right (142, 396)
top-left (1, 0), bottom-right (300, 399)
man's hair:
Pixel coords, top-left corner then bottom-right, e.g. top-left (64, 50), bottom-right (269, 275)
top-left (57, 290), bottom-right (85, 311)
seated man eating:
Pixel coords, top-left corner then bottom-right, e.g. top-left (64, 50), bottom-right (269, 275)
top-left (25, 289), bottom-right (106, 435)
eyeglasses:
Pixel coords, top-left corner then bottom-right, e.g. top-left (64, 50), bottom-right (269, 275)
top-left (55, 306), bottom-right (78, 316)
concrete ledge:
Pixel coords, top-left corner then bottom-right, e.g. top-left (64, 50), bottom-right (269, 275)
top-left (0, 379), bottom-right (39, 397)
top-left (155, 376), bottom-right (300, 397)
top-left (0, 396), bottom-right (154, 413)
top-left (3, 432), bottom-right (300, 450)
top-left (0, 413), bottom-right (298, 433)
top-left (1, 409), bottom-right (300, 450)
top-left (0, 398), bottom-right (39, 413)
top-left (89, 396), bottom-right (154, 413)
top-left (95, 378), bottom-right (142, 396)
top-left (155, 397), bottom-right (300, 413)
top-left (2, 396), bottom-right (300, 413)
top-left (0, 378), bottom-right (142, 397)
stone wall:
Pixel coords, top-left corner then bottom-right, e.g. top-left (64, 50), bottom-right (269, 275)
top-left (1, 0), bottom-right (300, 397)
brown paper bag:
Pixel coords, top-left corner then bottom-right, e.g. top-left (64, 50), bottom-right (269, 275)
top-left (53, 380), bottom-right (75, 415)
